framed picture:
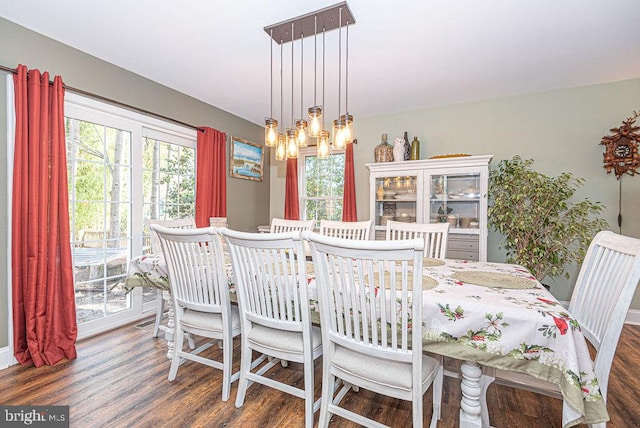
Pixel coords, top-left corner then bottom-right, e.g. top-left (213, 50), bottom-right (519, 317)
top-left (230, 136), bottom-right (264, 181)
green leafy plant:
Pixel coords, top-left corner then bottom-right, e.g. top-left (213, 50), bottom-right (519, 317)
top-left (488, 156), bottom-right (608, 282)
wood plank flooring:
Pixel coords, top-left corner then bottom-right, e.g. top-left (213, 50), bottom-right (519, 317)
top-left (0, 319), bottom-right (638, 427)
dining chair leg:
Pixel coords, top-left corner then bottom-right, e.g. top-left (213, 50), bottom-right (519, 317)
top-left (433, 363), bottom-right (444, 422)
top-left (303, 354), bottom-right (315, 428)
top-left (318, 361), bottom-right (334, 428)
top-left (235, 337), bottom-right (252, 408)
top-left (221, 334), bottom-right (233, 402)
top-left (168, 328), bottom-right (184, 381)
top-left (153, 289), bottom-right (165, 338)
top-left (412, 387), bottom-right (423, 428)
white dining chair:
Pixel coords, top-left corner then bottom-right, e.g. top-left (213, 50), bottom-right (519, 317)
top-left (209, 216), bottom-right (228, 228)
top-left (151, 225), bottom-right (241, 402)
top-left (304, 231), bottom-right (443, 428)
top-left (386, 221), bottom-right (450, 259)
top-left (147, 218), bottom-right (196, 338)
top-left (220, 228), bottom-right (322, 428)
top-left (270, 217), bottom-right (315, 233)
top-left (480, 230), bottom-right (640, 428)
top-left (318, 219), bottom-right (372, 240)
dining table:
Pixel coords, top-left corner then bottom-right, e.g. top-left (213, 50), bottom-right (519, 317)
top-left (122, 253), bottom-right (608, 428)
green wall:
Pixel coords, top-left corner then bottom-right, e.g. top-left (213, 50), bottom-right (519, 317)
top-left (0, 17), bottom-right (268, 349)
top-left (271, 78), bottom-right (640, 306)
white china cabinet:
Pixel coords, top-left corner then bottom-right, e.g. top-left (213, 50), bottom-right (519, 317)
top-left (367, 155), bottom-right (493, 261)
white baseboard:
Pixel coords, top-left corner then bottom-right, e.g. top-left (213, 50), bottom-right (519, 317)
top-left (0, 346), bottom-right (17, 370)
top-left (625, 308), bottom-right (640, 325)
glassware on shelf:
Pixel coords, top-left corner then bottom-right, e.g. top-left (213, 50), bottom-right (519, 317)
top-left (374, 133), bottom-right (393, 163)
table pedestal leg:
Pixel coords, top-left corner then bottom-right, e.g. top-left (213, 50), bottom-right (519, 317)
top-left (460, 361), bottom-right (483, 428)
top-left (163, 291), bottom-right (175, 360)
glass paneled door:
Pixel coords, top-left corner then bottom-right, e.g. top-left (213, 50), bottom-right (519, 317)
top-left (65, 94), bottom-right (197, 339)
top-left (66, 118), bottom-right (132, 331)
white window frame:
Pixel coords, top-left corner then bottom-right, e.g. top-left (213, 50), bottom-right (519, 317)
top-left (65, 93), bottom-right (196, 339)
top-left (298, 146), bottom-right (345, 223)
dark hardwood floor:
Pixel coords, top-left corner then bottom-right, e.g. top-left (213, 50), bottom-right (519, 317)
top-left (1, 319), bottom-right (638, 427)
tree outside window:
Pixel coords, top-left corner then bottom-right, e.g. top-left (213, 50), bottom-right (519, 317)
top-left (301, 150), bottom-right (345, 225)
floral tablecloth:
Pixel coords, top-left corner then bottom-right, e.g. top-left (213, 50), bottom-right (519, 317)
top-left (414, 259), bottom-right (607, 427)
top-left (122, 253), bottom-right (235, 294)
top-left (124, 254), bottom-right (607, 427)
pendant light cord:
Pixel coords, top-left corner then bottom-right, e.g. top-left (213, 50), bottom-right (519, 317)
top-left (322, 27), bottom-right (326, 131)
top-left (337, 7), bottom-right (342, 120)
top-left (313, 16), bottom-right (317, 107)
top-left (269, 29), bottom-right (274, 119)
top-left (280, 40), bottom-right (283, 130)
top-left (291, 22), bottom-right (294, 129)
top-left (300, 33), bottom-right (304, 119)
top-left (345, 21), bottom-right (349, 114)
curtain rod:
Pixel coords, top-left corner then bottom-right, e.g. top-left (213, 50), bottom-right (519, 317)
top-left (0, 63), bottom-right (203, 132)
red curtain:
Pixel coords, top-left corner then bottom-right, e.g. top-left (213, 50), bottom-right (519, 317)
top-left (284, 158), bottom-right (300, 220)
top-left (12, 64), bottom-right (77, 367)
top-left (195, 127), bottom-right (227, 227)
top-left (342, 143), bottom-right (358, 221)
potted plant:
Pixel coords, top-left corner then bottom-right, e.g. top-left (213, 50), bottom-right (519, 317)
top-left (488, 156), bottom-right (608, 283)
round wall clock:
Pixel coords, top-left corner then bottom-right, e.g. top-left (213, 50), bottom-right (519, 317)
top-left (600, 111), bottom-right (640, 179)
top-left (614, 144), bottom-right (631, 158)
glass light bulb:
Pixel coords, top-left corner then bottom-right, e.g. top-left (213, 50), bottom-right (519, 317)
top-left (295, 119), bottom-right (308, 147)
top-left (275, 133), bottom-right (286, 161)
top-left (308, 106), bottom-right (322, 138)
top-left (298, 128), bottom-right (307, 147)
top-left (317, 130), bottom-right (330, 159)
top-left (286, 129), bottom-right (298, 159)
top-left (332, 119), bottom-right (346, 150)
top-left (267, 127), bottom-right (277, 145)
top-left (264, 117), bottom-right (278, 147)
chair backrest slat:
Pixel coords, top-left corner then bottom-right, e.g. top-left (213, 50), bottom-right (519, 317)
top-left (270, 218), bottom-right (315, 234)
top-left (386, 220), bottom-right (449, 258)
top-left (149, 218), bottom-right (196, 254)
top-left (222, 229), bottom-right (310, 332)
top-left (318, 219), bottom-right (372, 240)
top-left (568, 230), bottom-right (640, 399)
top-left (151, 225), bottom-right (229, 313)
top-left (306, 231), bottom-right (424, 362)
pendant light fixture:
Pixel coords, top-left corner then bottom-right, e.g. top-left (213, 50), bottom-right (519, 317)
top-left (332, 7), bottom-right (346, 150)
top-left (274, 40), bottom-right (286, 161)
top-left (264, 29), bottom-right (278, 147)
top-left (308, 16), bottom-right (322, 139)
top-left (264, 2), bottom-right (355, 161)
top-left (286, 22), bottom-right (298, 159)
top-left (317, 28), bottom-right (330, 159)
top-left (341, 20), bottom-right (354, 144)
top-left (295, 33), bottom-right (308, 147)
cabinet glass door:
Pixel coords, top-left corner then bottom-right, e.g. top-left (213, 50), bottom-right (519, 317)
top-left (429, 173), bottom-right (481, 231)
top-left (373, 175), bottom-right (418, 239)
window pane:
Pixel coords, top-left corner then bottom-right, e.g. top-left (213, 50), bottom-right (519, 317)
top-left (66, 118), bottom-right (131, 324)
top-left (302, 152), bottom-right (345, 222)
top-left (142, 137), bottom-right (195, 253)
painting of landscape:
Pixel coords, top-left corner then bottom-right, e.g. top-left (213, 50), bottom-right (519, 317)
top-left (230, 137), bottom-right (264, 181)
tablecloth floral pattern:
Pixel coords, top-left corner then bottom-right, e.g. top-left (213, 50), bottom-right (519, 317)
top-left (124, 254), bottom-right (607, 427)
top-left (123, 254), bottom-right (235, 294)
top-left (419, 259), bottom-right (608, 427)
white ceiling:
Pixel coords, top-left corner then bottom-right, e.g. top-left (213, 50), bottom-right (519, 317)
top-left (1, 0), bottom-right (639, 127)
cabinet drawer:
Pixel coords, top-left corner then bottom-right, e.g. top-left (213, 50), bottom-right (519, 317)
top-left (448, 235), bottom-right (479, 251)
top-left (446, 249), bottom-right (479, 261)
top-left (374, 230), bottom-right (387, 240)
